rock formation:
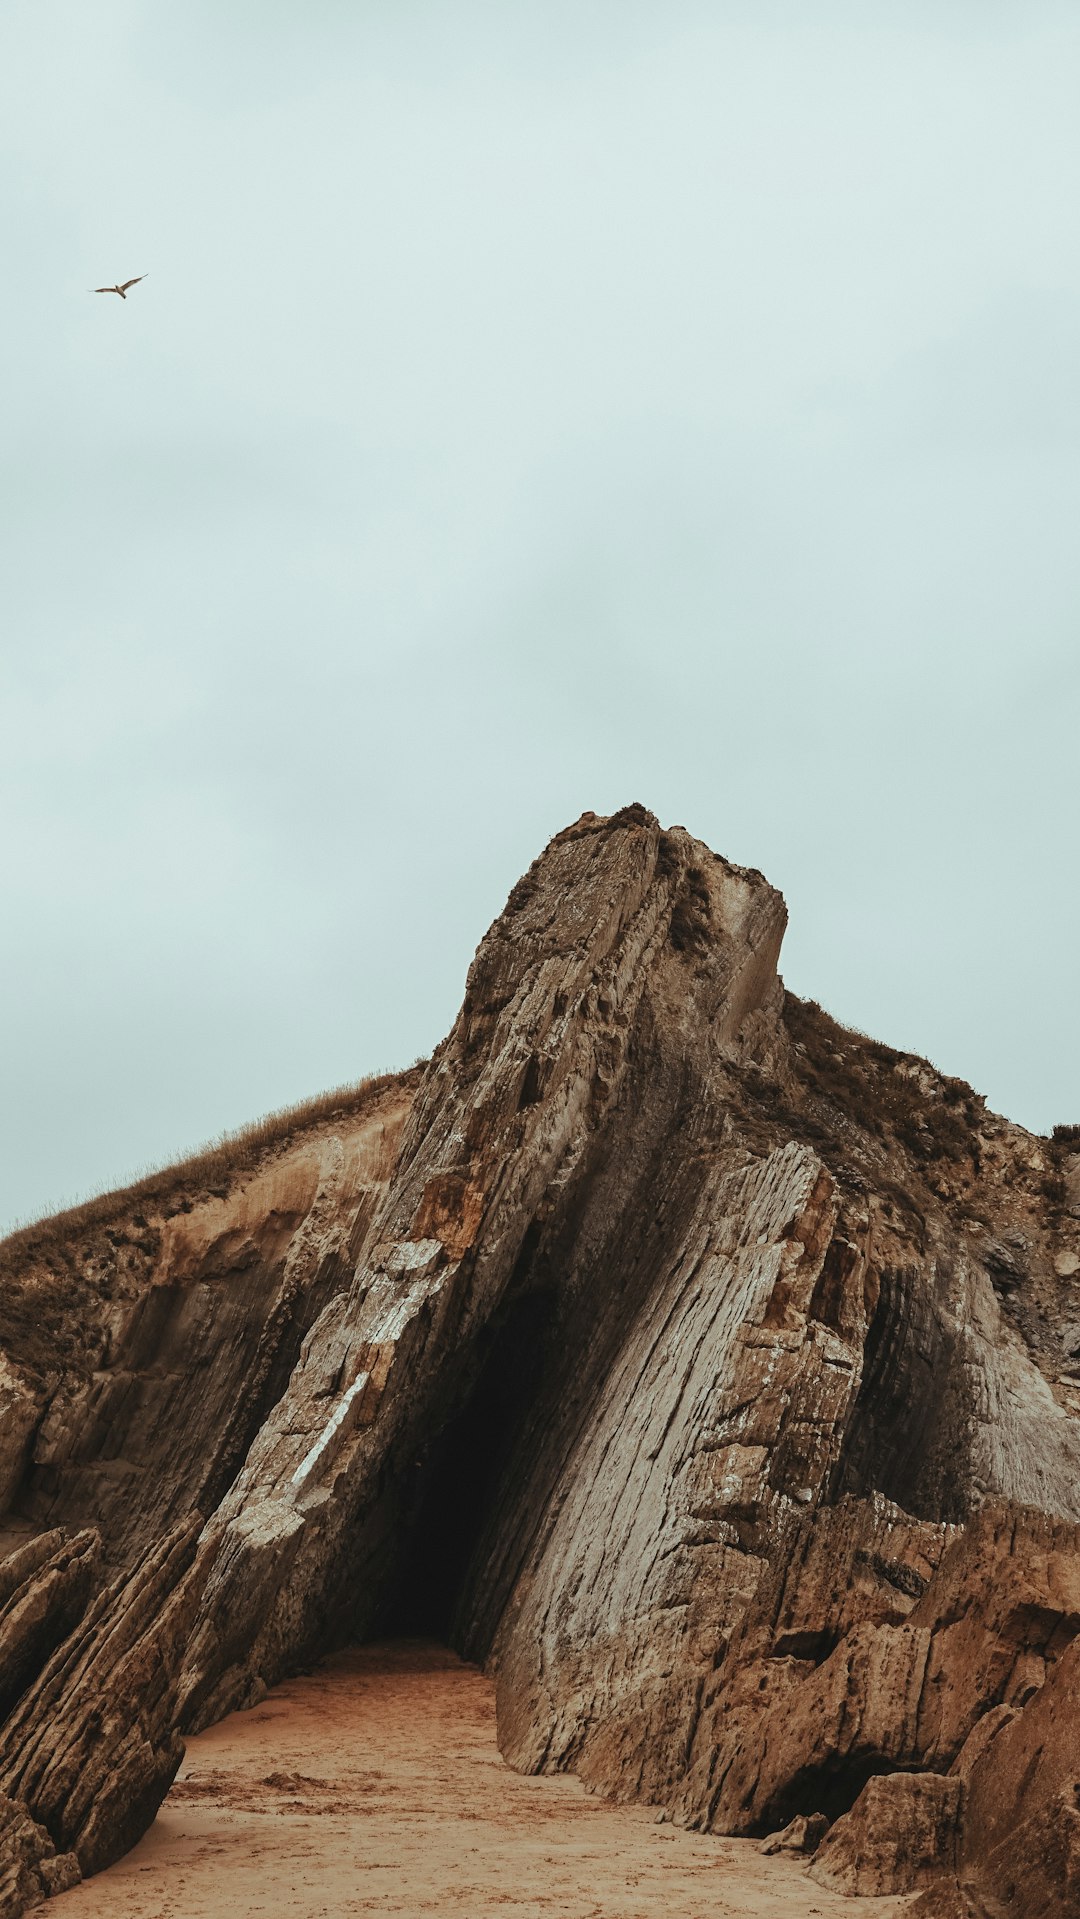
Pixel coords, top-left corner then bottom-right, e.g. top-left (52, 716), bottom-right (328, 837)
top-left (0, 804), bottom-right (1078, 1914)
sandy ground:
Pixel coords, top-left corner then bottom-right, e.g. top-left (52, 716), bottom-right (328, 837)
top-left (55, 1643), bottom-right (910, 1919)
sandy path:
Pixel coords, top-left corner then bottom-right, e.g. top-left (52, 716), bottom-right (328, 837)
top-left (55, 1643), bottom-right (908, 1919)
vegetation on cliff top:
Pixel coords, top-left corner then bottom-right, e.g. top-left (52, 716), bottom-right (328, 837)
top-left (0, 1066), bottom-right (422, 1383)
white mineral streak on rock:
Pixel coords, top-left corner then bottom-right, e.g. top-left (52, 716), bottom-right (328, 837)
top-left (375, 1238), bottom-right (444, 1280)
top-left (290, 1245), bottom-right (449, 1489)
top-left (290, 1372), bottom-right (372, 1488)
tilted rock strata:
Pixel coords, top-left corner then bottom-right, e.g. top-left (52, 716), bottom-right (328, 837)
top-left (178, 808), bottom-right (790, 1727)
top-left (0, 805), bottom-right (1077, 1912)
top-left (0, 1515), bottom-right (207, 1877)
top-left (0, 1074), bottom-right (416, 1572)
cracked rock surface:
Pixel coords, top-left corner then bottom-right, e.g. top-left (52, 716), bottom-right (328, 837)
top-left (0, 805), bottom-right (1079, 1913)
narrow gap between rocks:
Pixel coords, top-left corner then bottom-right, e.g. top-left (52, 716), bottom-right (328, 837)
top-left (371, 1285), bottom-right (556, 1648)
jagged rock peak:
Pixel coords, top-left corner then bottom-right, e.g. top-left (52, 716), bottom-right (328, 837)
top-left (0, 807), bottom-right (1077, 1916)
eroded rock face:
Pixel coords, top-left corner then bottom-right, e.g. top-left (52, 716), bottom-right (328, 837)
top-left (662, 1500), bottom-right (1080, 1845)
top-left (810, 1772), bottom-right (963, 1896)
top-left (0, 804), bottom-right (1078, 1912)
top-left (177, 809), bottom-right (791, 1728)
top-left (0, 1075), bottom-right (416, 1572)
top-left (0, 1516), bottom-right (208, 1876)
top-left (0, 1791), bottom-right (65, 1915)
top-left (957, 1630), bottom-right (1080, 1917)
top-left (0, 1529), bottom-right (100, 1722)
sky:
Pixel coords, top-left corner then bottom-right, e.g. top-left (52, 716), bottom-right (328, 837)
top-left (2, 1), bottom-right (1079, 1232)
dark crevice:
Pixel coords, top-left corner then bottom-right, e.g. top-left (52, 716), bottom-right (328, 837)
top-left (754, 1754), bottom-right (905, 1832)
top-left (838, 1266), bottom-right (963, 1522)
top-left (369, 1285), bottom-right (558, 1645)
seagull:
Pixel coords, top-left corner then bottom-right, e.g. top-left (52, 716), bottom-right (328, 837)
top-left (91, 275), bottom-right (147, 300)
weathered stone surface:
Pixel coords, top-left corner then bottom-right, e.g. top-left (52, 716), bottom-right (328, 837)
top-left (0, 805), bottom-right (1078, 1911)
top-left (0, 1364), bottom-right (41, 1522)
top-left (907, 1881), bottom-right (999, 1919)
top-left (0, 1531), bottom-right (100, 1721)
top-left (177, 810), bottom-right (794, 1733)
top-left (955, 1629), bottom-right (1080, 1917)
top-left (979, 1785), bottom-right (1080, 1919)
top-left (758, 1810), bottom-right (829, 1855)
top-left (0, 1515), bottom-right (208, 1876)
top-left (908, 1504), bottom-right (1080, 1758)
top-left (665, 1499), bottom-right (1080, 1845)
top-left (808, 1772), bottom-right (962, 1896)
top-left (0, 1792), bottom-right (54, 1916)
top-left (0, 1077), bottom-right (416, 1573)
top-left (37, 1851), bottom-right (80, 1896)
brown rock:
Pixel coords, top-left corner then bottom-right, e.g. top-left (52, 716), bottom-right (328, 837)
top-left (908, 1503), bottom-right (1080, 1763)
top-left (0, 1363), bottom-right (41, 1519)
top-left (758, 1810), bottom-right (829, 1854)
top-left (1, 1076), bottom-right (416, 1574)
top-left (907, 1881), bottom-right (999, 1919)
top-left (808, 1771), bottom-right (962, 1896)
top-left (959, 1630), bottom-right (1080, 1916)
top-left (982, 1784), bottom-right (1080, 1919)
top-left (0, 1530), bottom-right (100, 1721)
top-left (947, 1703), bottom-right (1016, 1781)
top-left (177, 812), bottom-right (794, 1734)
top-left (0, 1792), bottom-right (54, 1915)
top-left (0, 1514), bottom-right (209, 1875)
top-left (37, 1850), bottom-right (80, 1895)
top-left (1, 807), bottom-right (1080, 1912)
top-left (673, 1500), bottom-right (1080, 1840)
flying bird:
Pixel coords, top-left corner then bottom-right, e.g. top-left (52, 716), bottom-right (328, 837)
top-left (91, 275), bottom-right (147, 299)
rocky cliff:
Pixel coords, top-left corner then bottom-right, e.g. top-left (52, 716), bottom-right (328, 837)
top-left (0, 805), bottom-right (1077, 1915)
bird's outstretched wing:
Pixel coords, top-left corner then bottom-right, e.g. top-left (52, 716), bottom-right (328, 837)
top-left (92, 286), bottom-right (118, 294)
top-left (118, 275), bottom-right (147, 292)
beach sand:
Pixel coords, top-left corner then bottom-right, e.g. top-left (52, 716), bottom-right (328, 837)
top-left (55, 1642), bottom-right (909, 1919)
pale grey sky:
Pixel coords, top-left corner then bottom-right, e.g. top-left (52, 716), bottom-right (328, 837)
top-left (3, 2), bottom-right (1078, 1232)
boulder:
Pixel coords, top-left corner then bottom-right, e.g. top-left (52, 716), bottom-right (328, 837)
top-left (38, 1851), bottom-right (80, 1895)
top-left (0, 1792), bottom-right (55, 1915)
top-left (758, 1811), bottom-right (829, 1855)
top-left (808, 1772), bottom-right (962, 1896)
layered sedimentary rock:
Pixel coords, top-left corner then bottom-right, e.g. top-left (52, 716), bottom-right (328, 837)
top-left (0, 1529), bottom-right (101, 1740)
top-left (0, 1516), bottom-right (207, 1878)
top-left (0, 1073), bottom-right (416, 1572)
top-left (0, 804), bottom-right (1079, 1914)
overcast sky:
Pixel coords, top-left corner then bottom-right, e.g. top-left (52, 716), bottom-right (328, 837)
top-left (2, 2), bottom-right (1078, 1232)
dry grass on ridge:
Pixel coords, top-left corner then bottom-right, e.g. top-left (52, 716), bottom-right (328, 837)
top-left (2, 1065), bottom-right (424, 1257)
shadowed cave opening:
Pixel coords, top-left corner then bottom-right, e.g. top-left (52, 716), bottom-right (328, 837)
top-left (756, 1753), bottom-right (904, 1832)
top-left (837, 1265), bottom-right (963, 1523)
top-left (371, 1284), bottom-right (556, 1649)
